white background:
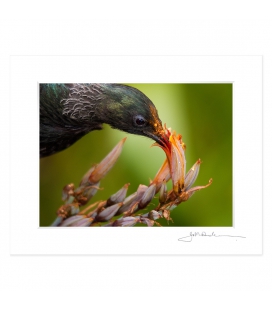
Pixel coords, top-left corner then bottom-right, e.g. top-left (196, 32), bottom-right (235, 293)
top-left (1, 4), bottom-right (272, 310)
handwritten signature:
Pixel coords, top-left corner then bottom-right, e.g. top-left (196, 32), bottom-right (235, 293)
top-left (178, 232), bottom-right (246, 242)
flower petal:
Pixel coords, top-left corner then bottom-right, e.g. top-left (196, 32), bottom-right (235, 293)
top-left (95, 203), bottom-right (122, 222)
top-left (184, 159), bottom-right (201, 191)
top-left (117, 185), bottom-right (147, 215)
top-left (112, 216), bottom-right (139, 227)
top-left (148, 210), bottom-right (162, 220)
top-left (60, 215), bottom-right (86, 227)
top-left (70, 217), bottom-right (93, 227)
top-left (140, 217), bottom-right (155, 227)
top-left (151, 158), bottom-right (171, 192)
top-left (186, 178), bottom-right (213, 198)
top-left (159, 180), bottom-right (168, 204)
top-left (107, 183), bottom-right (129, 206)
top-left (88, 137), bottom-right (126, 184)
top-left (138, 184), bottom-right (156, 209)
top-left (170, 142), bottom-right (184, 193)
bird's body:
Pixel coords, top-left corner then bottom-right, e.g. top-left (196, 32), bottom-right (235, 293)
top-left (40, 83), bottom-right (165, 157)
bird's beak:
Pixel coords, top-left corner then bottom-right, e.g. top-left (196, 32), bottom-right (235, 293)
top-left (144, 129), bottom-right (170, 150)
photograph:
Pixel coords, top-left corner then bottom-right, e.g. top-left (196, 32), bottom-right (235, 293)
top-left (40, 83), bottom-right (232, 227)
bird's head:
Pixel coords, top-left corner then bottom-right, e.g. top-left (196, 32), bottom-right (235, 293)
top-left (96, 84), bottom-right (168, 147)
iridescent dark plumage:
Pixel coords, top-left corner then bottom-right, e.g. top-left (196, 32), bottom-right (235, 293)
top-left (40, 83), bottom-right (165, 157)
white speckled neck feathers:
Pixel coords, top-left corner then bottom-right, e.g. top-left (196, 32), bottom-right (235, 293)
top-left (62, 84), bottom-right (105, 121)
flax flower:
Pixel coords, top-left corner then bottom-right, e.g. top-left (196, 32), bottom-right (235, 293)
top-left (51, 126), bottom-right (212, 227)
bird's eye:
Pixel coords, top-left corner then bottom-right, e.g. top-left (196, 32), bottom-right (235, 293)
top-left (133, 115), bottom-right (147, 127)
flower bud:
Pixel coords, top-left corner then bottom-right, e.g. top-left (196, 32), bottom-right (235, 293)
top-left (107, 183), bottom-right (129, 206)
top-left (70, 217), bottom-right (93, 227)
top-left (162, 209), bottom-right (171, 222)
top-left (57, 203), bottom-right (79, 219)
top-left (117, 185), bottom-right (147, 215)
top-left (116, 193), bottom-right (137, 215)
top-left (88, 138), bottom-right (126, 184)
top-left (80, 166), bottom-right (96, 186)
top-left (159, 180), bottom-right (168, 204)
top-left (138, 184), bottom-right (156, 209)
top-left (62, 183), bottom-right (75, 201)
top-left (112, 216), bottom-right (139, 227)
top-left (123, 202), bottom-right (139, 216)
top-left (75, 182), bottom-right (100, 204)
top-left (60, 215), bottom-right (86, 227)
top-left (122, 192), bottom-right (137, 206)
top-left (95, 203), bottom-right (122, 222)
top-left (140, 217), bottom-right (154, 227)
top-left (151, 159), bottom-right (171, 192)
top-left (184, 159), bottom-right (201, 191)
top-left (148, 210), bottom-right (162, 220)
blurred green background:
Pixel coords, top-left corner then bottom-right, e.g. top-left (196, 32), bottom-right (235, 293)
top-left (40, 84), bottom-right (232, 227)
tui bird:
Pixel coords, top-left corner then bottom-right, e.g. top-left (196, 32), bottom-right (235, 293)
top-left (40, 83), bottom-right (166, 157)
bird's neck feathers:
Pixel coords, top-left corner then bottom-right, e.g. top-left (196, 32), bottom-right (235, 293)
top-left (60, 84), bottom-right (105, 124)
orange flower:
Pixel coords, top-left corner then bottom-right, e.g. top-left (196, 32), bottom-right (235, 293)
top-left (154, 125), bottom-right (212, 198)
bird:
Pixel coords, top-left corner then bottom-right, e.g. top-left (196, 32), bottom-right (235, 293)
top-left (40, 83), bottom-right (166, 157)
